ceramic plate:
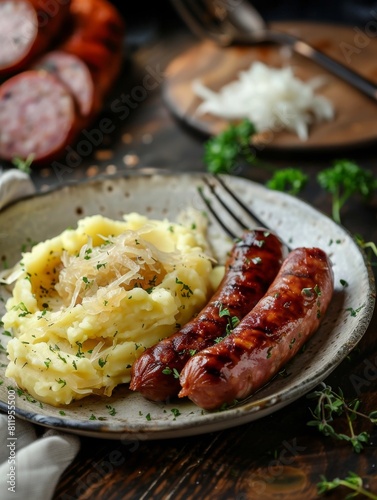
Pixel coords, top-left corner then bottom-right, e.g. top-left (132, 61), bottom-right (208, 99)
top-left (0, 172), bottom-right (375, 440)
top-left (163, 22), bottom-right (377, 152)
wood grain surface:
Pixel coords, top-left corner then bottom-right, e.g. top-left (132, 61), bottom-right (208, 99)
top-left (163, 21), bottom-right (377, 152)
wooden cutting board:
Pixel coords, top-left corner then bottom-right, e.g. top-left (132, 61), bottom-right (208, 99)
top-left (163, 21), bottom-right (377, 152)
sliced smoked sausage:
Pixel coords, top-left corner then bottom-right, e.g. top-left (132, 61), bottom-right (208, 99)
top-left (0, 0), bottom-right (125, 163)
top-left (0, 0), bottom-right (70, 76)
top-left (34, 0), bottom-right (125, 117)
top-left (0, 70), bottom-right (76, 161)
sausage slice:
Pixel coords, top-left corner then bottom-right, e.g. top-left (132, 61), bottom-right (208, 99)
top-left (0, 70), bottom-right (75, 162)
top-left (0, 0), bottom-right (70, 75)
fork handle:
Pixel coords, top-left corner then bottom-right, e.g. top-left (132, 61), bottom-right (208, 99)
top-left (236, 30), bottom-right (377, 102)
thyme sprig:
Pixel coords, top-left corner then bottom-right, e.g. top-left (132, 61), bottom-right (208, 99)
top-left (12, 154), bottom-right (34, 174)
top-left (354, 234), bottom-right (377, 267)
top-left (307, 383), bottom-right (377, 453)
top-left (317, 472), bottom-right (377, 499)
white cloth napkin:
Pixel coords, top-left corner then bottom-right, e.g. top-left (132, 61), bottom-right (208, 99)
top-left (0, 169), bottom-right (81, 500)
top-left (0, 169), bottom-right (36, 210)
top-left (0, 416), bottom-right (80, 500)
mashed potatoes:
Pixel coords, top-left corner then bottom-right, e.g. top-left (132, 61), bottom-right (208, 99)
top-left (2, 212), bottom-right (214, 406)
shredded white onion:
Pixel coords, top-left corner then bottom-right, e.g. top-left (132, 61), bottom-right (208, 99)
top-left (193, 62), bottom-right (335, 140)
top-left (89, 341), bottom-right (106, 363)
top-left (0, 263), bottom-right (23, 285)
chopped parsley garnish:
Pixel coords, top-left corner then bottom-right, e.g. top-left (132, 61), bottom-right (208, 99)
top-left (56, 378), bottom-right (67, 388)
top-left (106, 405), bottom-right (116, 416)
top-left (162, 367), bottom-right (180, 379)
top-left (175, 278), bottom-right (193, 298)
top-left (98, 356), bottom-right (108, 368)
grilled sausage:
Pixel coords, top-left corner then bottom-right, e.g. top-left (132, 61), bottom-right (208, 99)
top-left (0, 0), bottom-right (70, 76)
top-left (130, 229), bottom-right (286, 402)
top-left (0, 0), bottom-right (124, 163)
top-left (179, 247), bottom-right (334, 410)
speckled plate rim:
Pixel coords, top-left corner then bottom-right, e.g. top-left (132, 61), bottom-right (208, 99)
top-left (0, 170), bottom-right (375, 440)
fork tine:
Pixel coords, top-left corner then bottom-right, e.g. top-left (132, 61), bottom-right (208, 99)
top-left (202, 176), bottom-right (249, 231)
top-left (198, 174), bottom-right (269, 239)
top-left (170, 0), bottom-right (208, 40)
top-left (212, 175), bottom-right (267, 228)
top-left (170, 0), bottom-right (231, 45)
top-left (197, 185), bottom-right (238, 239)
top-left (199, 174), bottom-right (292, 251)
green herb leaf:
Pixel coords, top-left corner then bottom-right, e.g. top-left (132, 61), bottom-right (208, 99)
top-left (307, 383), bottom-right (376, 453)
top-left (317, 472), bottom-right (376, 499)
top-left (203, 119), bottom-right (256, 174)
top-left (317, 159), bottom-right (377, 223)
top-left (266, 168), bottom-right (308, 195)
top-left (12, 154), bottom-right (34, 174)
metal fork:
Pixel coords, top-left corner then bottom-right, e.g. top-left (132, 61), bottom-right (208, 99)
top-left (198, 174), bottom-right (266, 239)
top-left (171, 0), bottom-right (377, 102)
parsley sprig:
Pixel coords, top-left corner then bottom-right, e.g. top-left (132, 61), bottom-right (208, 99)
top-left (266, 168), bottom-right (308, 195)
top-left (307, 383), bottom-right (377, 453)
top-left (204, 119), bottom-right (257, 174)
top-left (203, 121), bottom-right (377, 226)
top-left (317, 160), bottom-right (376, 224)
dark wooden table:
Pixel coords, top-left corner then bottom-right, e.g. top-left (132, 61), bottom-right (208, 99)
top-left (25, 18), bottom-right (377, 500)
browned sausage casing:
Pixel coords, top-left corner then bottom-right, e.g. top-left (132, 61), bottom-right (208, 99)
top-left (129, 229), bottom-right (286, 402)
top-left (179, 247), bottom-right (334, 410)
